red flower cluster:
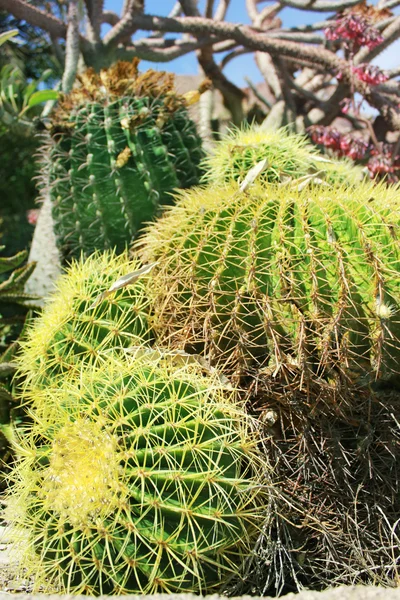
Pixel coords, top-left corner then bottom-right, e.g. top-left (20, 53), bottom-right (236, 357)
top-left (352, 64), bottom-right (389, 85)
top-left (339, 135), bottom-right (368, 160)
top-left (324, 12), bottom-right (383, 50)
top-left (309, 126), bottom-right (400, 183)
top-left (309, 126), bottom-right (367, 160)
top-left (368, 144), bottom-right (400, 182)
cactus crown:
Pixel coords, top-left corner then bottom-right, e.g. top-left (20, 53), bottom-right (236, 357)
top-left (139, 180), bottom-right (400, 383)
top-left (17, 250), bottom-right (153, 391)
top-left (7, 356), bottom-right (263, 595)
top-left (54, 59), bottom-right (191, 121)
top-left (202, 126), bottom-right (364, 187)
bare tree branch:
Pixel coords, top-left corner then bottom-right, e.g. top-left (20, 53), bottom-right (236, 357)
top-left (387, 66), bottom-right (400, 78)
top-left (214, 0), bottom-right (231, 21)
top-left (169, 3), bottom-right (183, 17)
top-left (246, 0), bottom-right (259, 21)
top-left (219, 47), bottom-right (250, 69)
top-left (62, 0), bottom-right (80, 93)
top-left (254, 3), bottom-right (281, 28)
top-left (245, 76), bottom-right (273, 109)
top-left (198, 46), bottom-right (247, 125)
top-left (269, 30), bottom-right (324, 42)
top-left (256, 52), bottom-right (282, 99)
top-left (178, 0), bottom-right (200, 17)
top-left (355, 15), bottom-right (400, 64)
top-left (279, 0), bottom-right (362, 11)
top-left (102, 10), bottom-right (120, 26)
top-left (131, 14), bottom-right (343, 72)
top-left (0, 0), bottom-right (67, 38)
top-left (84, 0), bottom-right (104, 42)
top-left (205, 0), bottom-right (215, 18)
top-left (115, 37), bottom-right (219, 62)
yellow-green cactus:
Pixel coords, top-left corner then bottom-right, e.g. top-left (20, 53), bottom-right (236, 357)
top-left (7, 356), bottom-right (263, 594)
top-left (139, 180), bottom-right (400, 383)
top-left (202, 126), bottom-right (365, 187)
top-left (17, 249), bottom-right (153, 391)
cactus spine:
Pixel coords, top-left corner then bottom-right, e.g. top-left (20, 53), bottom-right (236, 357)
top-left (7, 356), bottom-right (262, 594)
top-left (42, 60), bottom-right (204, 262)
top-left (202, 127), bottom-right (364, 187)
top-left (139, 181), bottom-right (400, 383)
top-left (17, 250), bottom-right (153, 391)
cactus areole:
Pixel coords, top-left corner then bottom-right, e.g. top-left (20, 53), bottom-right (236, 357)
top-left (8, 359), bottom-right (262, 594)
top-left (140, 181), bottom-right (400, 384)
top-left (42, 60), bottom-right (205, 261)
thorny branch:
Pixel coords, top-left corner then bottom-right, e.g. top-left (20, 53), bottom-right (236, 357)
top-left (0, 0), bottom-right (399, 134)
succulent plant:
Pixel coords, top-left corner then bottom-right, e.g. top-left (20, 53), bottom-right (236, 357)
top-left (139, 180), bottom-right (400, 384)
top-left (17, 249), bottom-right (153, 392)
top-left (202, 126), bottom-right (365, 188)
top-left (40, 60), bottom-right (205, 262)
top-left (7, 355), bottom-right (263, 594)
top-left (0, 245), bottom-right (39, 485)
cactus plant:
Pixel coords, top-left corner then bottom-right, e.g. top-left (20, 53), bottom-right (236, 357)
top-left (7, 355), bottom-right (263, 594)
top-left (0, 245), bottom-right (39, 396)
top-left (17, 249), bottom-right (153, 392)
top-left (0, 245), bottom-right (39, 486)
top-left (40, 60), bottom-right (205, 262)
top-left (202, 126), bottom-right (364, 188)
top-left (139, 180), bottom-right (400, 384)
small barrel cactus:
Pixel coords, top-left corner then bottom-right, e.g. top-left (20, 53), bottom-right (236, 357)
top-left (7, 356), bottom-right (263, 594)
top-left (17, 249), bottom-right (153, 391)
top-left (139, 180), bottom-right (400, 383)
top-left (202, 127), bottom-right (364, 187)
top-left (40, 60), bottom-right (205, 262)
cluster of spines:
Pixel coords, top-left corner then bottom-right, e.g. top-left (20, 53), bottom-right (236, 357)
top-left (202, 126), bottom-right (364, 187)
top-left (7, 357), bottom-right (262, 594)
top-left (139, 180), bottom-right (400, 381)
top-left (17, 250), bottom-right (153, 391)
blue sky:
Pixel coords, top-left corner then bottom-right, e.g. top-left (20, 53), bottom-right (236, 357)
top-left (103, 0), bottom-right (400, 87)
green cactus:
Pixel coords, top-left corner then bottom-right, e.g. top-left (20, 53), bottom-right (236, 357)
top-left (41, 60), bottom-right (205, 262)
top-left (0, 246), bottom-right (39, 486)
top-left (139, 180), bottom-right (400, 383)
top-left (202, 126), bottom-right (364, 187)
top-left (6, 355), bottom-right (263, 594)
top-left (17, 249), bottom-right (153, 392)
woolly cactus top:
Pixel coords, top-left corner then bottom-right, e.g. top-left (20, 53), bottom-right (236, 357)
top-left (53, 59), bottom-right (207, 121)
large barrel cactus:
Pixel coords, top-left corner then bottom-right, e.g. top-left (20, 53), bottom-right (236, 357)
top-left (17, 250), bottom-right (153, 391)
top-left (139, 180), bottom-right (400, 383)
top-left (203, 127), bottom-right (364, 187)
top-left (40, 60), bottom-right (205, 262)
top-left (7, 356), bottom-right (263, 594)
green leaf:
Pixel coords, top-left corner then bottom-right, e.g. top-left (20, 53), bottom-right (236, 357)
top-left (28, 89), bottom-right (59, 108)
top-left (0, 362), bottom-right (17, 379)
top-left (0, 30), bottom-right (19, 48)
top-left (0, 250), bottom-right (27, 275)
